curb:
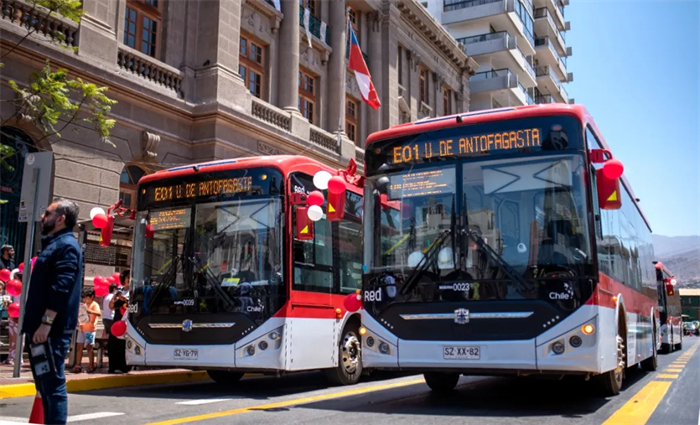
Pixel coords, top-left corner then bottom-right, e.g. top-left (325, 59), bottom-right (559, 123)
top-left (0, 370), bottom-right (210, 399)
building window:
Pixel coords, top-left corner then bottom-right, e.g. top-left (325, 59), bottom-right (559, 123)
top-left (419, 66), bottom-right (429, 105)
top-left (299, 0), bottom-right (317, 15)
top-left (348, 7), bottom-right (358, 31)
top-left (398, 46), bottom-right (403, 86)
top-left (345, 98), bottom-right (359, 146)
top-left (123, 1), bottom-right (161, 58)
top-left (239, 35), bottom-right (265, 98)
top-left (299, 69), bottom-right (316, 124)
top-left (443, 86), bottom-right (452, 116)
top-left (119, 165), bottom-right (147, 210)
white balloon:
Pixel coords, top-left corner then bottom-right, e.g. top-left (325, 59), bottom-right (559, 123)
top-left (407, 251), bottom-right (425, 268)
top-left (313, 171), bottom-right (332, 190)
top-left (90, 207), bottom-right (106, 219)
top-left (307, 205), bottom-right (324, 222)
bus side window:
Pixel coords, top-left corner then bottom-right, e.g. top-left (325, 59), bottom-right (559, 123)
top-left (338, 217), bottom-right (363, 294)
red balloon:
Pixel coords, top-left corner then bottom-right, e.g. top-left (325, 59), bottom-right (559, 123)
top-left (307, 190), bottom-right (325, 207)
top-left (95, 284), bottom-right (109, 298)
top-left (0, 268), bottom-right (10, 283)
top-left (327, 176), bottom-right (346, 195)
top-left (31, 257), bottom-right (37, 271)
top-left (8, 302), bottom-right (20, 318)
top-left (92, 213), bottom-right (108, 229)
top-left (93, 276), bottom-right (107, 287)
top-left (603, 159), bottom-right (624, 180)
top-left (145, 224), bottom-right (155, 239)
top-left (18, 263), bottom-right (24, 273)
top-left (106, 276), bottom-right (117, 285)
top-left (111, 320), bottom-right (127, 337)
top-left (6, 279), bottom-right (22, 297)
top-left (343, 292), bottom-right (363, 312)
top-left (112, 272), bottom-right (121, 282)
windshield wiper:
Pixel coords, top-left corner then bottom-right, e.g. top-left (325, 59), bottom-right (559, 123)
top-left (146, 257), bottom-right (178, 312)
top-left (465, 229), bottom-right (534, 295)
top-left (400, 229), bottom-right (451, 295)
top-left (188, 256), bottom-right (237, 311)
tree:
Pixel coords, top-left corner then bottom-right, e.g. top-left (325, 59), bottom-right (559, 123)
top-left (0, 0), bottom-right (116, 171)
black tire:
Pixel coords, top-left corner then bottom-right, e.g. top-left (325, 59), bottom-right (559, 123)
top-left (325, 328), bottom-right (363, 386)
top-left (641, 324), bottom-right (659, 371)
top-left (206, 370), bottom-right (244, 385)
top-left (594, 326), bottom-right (625, 396)
top-left (424, 372), bottom-right (460, 393)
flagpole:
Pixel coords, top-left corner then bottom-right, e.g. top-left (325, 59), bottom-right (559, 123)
top-left (339, 8), bottom-right (350, 149)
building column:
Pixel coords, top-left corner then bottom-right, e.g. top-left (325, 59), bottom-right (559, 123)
top-left (77, 0), bottom-right (120, 67)
top-left (326, 0), bottom-right (347, 134)
top-left (192, 0), bottom-right (249, 111)
top-left (367, 11), bottom-right (383, 136)
top-left (278, 0), bottom-right (301, 112)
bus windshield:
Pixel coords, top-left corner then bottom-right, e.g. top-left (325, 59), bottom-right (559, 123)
top-left (364, 116), bottom-right (593, 303)
top-left (130, 197), bottom-right (284, 321)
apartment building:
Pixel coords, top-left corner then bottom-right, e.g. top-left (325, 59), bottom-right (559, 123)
top-left (424, 0), bottom-right (572, 110)
top-left (0, 0), bottom-right (476, 267)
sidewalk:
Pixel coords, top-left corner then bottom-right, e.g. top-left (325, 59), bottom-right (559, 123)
top-left (0, 357), bottom-right (209, 399)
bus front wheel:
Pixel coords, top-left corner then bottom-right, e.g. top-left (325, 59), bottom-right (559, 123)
top-left (325, 328), bottom-right (363, 386)
top-left (207, 370), bottom-right (244, 385)
top-left (424, 372), bottom-right (460, 393)
top-left (594, 328), bottom-right (625, 396)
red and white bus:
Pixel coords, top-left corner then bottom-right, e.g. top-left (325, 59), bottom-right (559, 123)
top-left (124, 156), bottom-right (366, 385)
top-left (359, 104), bottom-right (659, 395)
top-left (655, 262), bottom-right (682, 352)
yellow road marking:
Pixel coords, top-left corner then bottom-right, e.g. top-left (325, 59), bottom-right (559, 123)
top-left (145, 378), bottom-right (426, 425)
top-left (602, 381), bottom-right (672, 425)
top-left (664, 369), bottom-right (683, 373)
top-left (657, 374), bottom-right (679, 379)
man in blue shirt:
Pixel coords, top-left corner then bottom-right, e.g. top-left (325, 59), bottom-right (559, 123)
top-left (22, 198), bottom-right (82, 425)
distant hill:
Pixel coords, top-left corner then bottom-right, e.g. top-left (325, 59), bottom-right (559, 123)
top-left (653, 235), bottom-right (700, 288)
top-left (652, 235), bottom-right (700, 258)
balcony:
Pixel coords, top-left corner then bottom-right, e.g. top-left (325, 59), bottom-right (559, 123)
top-left (534, 36), bottom-right (568, 81)
top-left (535, 65), bottom-right (568, 104)
top-left (532, 0), bottom-right (565, 30)
top-left (299, 6), bottom-right (330, 45)
top-left (534, 8), bottom-right (567, 57)
top-left (457, 32), bottom-right (536, 87)
top-left (443, 0), bottom-right (534, 53)
top-left (469, 68), bottom-right (531, 109)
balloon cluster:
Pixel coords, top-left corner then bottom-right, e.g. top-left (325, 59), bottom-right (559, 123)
top-left (90, 207), bottom-right (108, 229)
top-left (306, 171), bottom-right (346, 222)
top-left (94, 272), bottom-right (121, 297)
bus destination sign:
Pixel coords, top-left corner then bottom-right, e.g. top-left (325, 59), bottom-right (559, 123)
top-left (388, 168), bottom-right (456, 200)
top-left (150, 208), bottom-right (191, 230)
top-left (148, 177), bottom-right (254, 203)
top-left (389, 127), bottom-right (542, 165)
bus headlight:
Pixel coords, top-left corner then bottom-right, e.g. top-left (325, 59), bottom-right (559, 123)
top-left (379, 341), bottom-right (390, 355)
top-left (258, 340), bottom-right (268, 351)
top-left (551, 341), bottom-right (565, 355)
top-left (246, 345), bottom-right (255, 356)
top-left (569, 335), bottom-right (583, 348)
top-left (366, 337), bottom-right (375, 348)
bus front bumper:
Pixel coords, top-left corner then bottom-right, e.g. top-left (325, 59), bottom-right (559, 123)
top-left (361, 305), bottom-right (612, 374)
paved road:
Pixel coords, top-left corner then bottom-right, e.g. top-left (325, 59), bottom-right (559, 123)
top-left (2, 340), bottom-right (698, 425)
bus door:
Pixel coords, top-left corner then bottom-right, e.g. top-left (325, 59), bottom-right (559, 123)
top-left (286, 175), bottom-right (336, 370)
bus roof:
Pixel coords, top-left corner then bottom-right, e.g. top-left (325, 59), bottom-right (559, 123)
top-left (364, 103), bottom-right (652, 233)
top-left (138, 155), bottom-right (343, 186)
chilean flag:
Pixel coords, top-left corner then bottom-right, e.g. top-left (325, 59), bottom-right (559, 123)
top-left (348, 26), bottom-right (381, 110)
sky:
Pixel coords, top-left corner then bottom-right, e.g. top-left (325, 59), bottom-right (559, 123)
top-left (566, 0), bottom-right (700, 237)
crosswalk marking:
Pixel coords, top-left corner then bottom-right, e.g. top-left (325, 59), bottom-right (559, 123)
top-left (175, 399), bottom-right (234, 406)
top-left (0, 412), bottom-right (123, 423)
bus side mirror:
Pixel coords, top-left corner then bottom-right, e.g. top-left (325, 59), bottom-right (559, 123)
top-left (667, 283), bottom-right (675, 296)
top-left (596, 168), bottom-right (621, 210)
top-left (295, 207), bottom-right (314, 241)
top-left (326, 189), bottom-right (346, 222)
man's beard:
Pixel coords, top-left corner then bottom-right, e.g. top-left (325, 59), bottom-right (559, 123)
top-left (41, 216), bottom-right (57, 235)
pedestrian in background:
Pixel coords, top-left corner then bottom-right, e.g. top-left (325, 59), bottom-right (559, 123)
top-left (108, 269), bottom-right (130, 374)
top-left (102, 283), bottom-right (118, 336)
top-left (73, 288), bottom-right (101, 373)
top-left (22, 199), bottom-right (82, 425)
top-left (0, 244), bottom-right (15, 271)
top-left (1, 268), bottom-right (22, 366)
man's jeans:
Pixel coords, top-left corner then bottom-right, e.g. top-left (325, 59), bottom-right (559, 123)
top-left (27, 334), bottom-right (72, 425)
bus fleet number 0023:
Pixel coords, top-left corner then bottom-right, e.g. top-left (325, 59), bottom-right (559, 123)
top-left (443, 346), bottom-right (480, 360)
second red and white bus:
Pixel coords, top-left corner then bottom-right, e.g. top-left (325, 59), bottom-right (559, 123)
top-left (359, 104), bottom-right (659, 396)
top-left (124, 156), bottom-right (366, 385)
top-left (655, 262), bottom-right (683, 353)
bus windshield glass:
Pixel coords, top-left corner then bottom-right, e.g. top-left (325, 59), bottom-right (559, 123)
top-left (365, 115), bottom-right (593, 301)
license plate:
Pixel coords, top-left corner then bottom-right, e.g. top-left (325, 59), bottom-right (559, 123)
top-left (443, 346), bottom-right (480, 360)
top-left (173, 348), bottom-right (198, 360)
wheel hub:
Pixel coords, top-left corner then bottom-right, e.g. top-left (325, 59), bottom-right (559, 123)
top-left (341, 332), bottom-right (361, 374)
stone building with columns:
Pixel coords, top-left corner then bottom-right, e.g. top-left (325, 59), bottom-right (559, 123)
top-left (0, 0), bottom-right (477, 273)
